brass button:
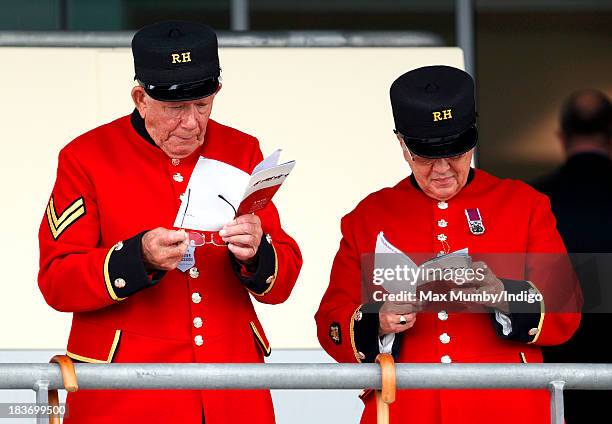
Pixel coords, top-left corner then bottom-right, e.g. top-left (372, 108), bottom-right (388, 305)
top-left (193, 317), bottom-right (203, 328)
top-left (194, 335), bottom-right (203, 346)
top-left (437, 219), bottom-right (448, 228)
top-left (437, 201), bottom-right (448, 210)
top-left (441, 355), bottom-right (452, 364)
top-left (354, 310), bottom-right (363, 321)
top-left (438, 310), bottom-right (448, 321)
top-left (439, 333), bottom-right (451, 344)
top-left (191, 292), bottom-right (202, 304)
top-left (437, 234), bottom-right (447, 242)
top-left (173, 173), bottom-right (184, 183)
top-left (189, 267), bottom-right (200, 278)
top-left (113, 278), bottom-right (126, 289)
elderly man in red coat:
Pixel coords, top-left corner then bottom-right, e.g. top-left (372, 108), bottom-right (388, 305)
top-left (38, 21), bottom-right (302, 423)
top-left (315, 65), bottom-right (581, 423)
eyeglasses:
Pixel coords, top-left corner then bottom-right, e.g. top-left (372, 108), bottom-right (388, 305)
top-left (179, 190), bottom-right (237, 247)
top-left (186, 231), bottom-right (227, 247)
top-left (399, 140), bottom-right (467, 167)
top-left (406, 150), bottom-right (467, 167)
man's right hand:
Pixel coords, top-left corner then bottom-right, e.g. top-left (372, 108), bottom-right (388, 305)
top-left (378, 301), bottom-right (421, 336)
top-left (141, 228), bottom-right (189, 271)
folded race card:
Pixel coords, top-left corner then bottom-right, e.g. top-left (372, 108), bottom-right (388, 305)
top-left (174, 149), bottom-right (295, 231)
top-left (374, 232), bottom-right (472, 295)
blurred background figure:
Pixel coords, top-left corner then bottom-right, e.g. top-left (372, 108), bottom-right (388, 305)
top-left (532, 89), bottom-right (612, 423)
top-left (532, 89), bottom-right (612, 253)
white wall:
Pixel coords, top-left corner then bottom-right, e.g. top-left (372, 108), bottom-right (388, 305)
top-left (0, 46), bottom-right (463, 349)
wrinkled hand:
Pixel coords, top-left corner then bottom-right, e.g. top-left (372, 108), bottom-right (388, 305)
top-left (219, 214), bottom-right (263, 264)
top-left (141, 228), bottom-right (189, 271)
top-left (450, 261), bottom-right (509, 312)
top-left (378, 301), bottom-right (422, 336)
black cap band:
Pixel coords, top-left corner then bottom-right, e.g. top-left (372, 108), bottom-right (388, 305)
top-left (139, 77), bottom-right (220, 102)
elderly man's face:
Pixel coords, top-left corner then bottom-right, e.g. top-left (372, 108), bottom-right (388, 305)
top-left (132, 86), bottom-right (218, 158)
top-left (399, 138), bottom-right (474, 201)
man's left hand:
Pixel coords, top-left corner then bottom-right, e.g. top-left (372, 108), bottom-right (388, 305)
top-left (219, 214), bottom-right (263, 264)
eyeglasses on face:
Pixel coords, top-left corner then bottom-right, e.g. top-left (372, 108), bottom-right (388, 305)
top-left (406, 149), bottom-right (468, 167)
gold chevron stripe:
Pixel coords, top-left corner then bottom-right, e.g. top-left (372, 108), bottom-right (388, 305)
top-left (46, 196), bottom-right (85, 240)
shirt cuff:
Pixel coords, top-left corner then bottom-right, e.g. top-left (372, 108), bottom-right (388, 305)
top-left (490, 278), bottom-right (544, 343)
top-left (495, 310), bottom-right (513, 336)
top-left (378, 333), bottom-right (396, 354)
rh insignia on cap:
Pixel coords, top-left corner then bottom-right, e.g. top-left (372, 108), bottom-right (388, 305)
top-left (329, 322), bottom-right (342, 345)
top-left (465, 208), bottom-right (485, 235)
top-left (171, 51), bottom-right (192, 64)
top-left (433, 109), bottom-right (453, 122)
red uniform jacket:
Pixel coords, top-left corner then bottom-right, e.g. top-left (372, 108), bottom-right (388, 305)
top-left (315, 169), bottom-right (580, 424)
top-left (38, 112), bottom-right (302, 424)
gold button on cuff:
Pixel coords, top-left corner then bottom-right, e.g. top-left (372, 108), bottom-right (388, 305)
top-left (355, 310), bottom-right (363, 322)
top-left (113, 278), bottom-right (126, 289)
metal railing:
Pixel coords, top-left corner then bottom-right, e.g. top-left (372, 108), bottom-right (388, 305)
top-left (2, 363), bottom-right (612, 424)
top-left (0, 30), bottom-right (443, 48)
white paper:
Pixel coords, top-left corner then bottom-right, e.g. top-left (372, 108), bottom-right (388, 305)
top-left (252, 148), bottom-right (281, 174)
top-left (174, 157), bottom-right (249, 231)
top-left (174, 150), bottom-right (295, 231)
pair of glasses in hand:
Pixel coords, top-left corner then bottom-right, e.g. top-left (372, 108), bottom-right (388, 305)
top-left (179, 190), bottom-right (237, 247)
top-left (186, 231), bottom-right (227, 247)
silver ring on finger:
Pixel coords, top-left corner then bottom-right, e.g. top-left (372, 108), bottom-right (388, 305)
top-left (399, 315), bottom-right (407, 325)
